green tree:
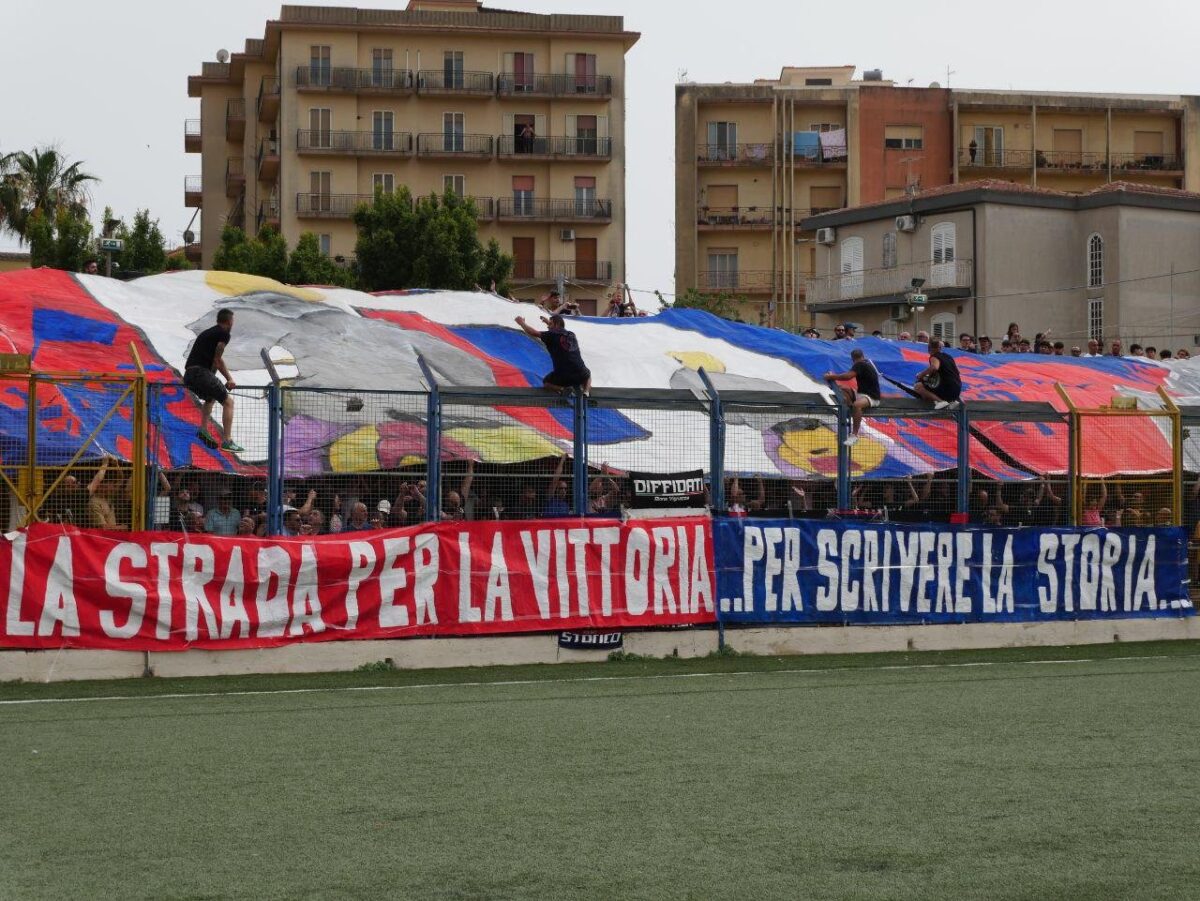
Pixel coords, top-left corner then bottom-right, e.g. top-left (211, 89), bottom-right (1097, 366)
top-left (478, 238), bottom-right (514, 296)
top-left (0, 147), bottom-right (98, 243)
top-left (286, 232), bottom-right (357, 287)
top-left (112, 209), bottom-right (168, 274)
top-left (165, 253), bottom-right (194, 271)
top-left (27, 207), bottom-right (94, 271)
top-left (212, 224), bottom-right (288, 281)
top-left (353, 188), bottom-right (513, 292)
top-left (660, 288), bottom-right (744, 321)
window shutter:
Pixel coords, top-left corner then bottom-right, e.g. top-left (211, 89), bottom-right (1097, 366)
top-left (565, 114), bottom-right (577, 138)
top-left (565, 52), bottom-right (576, 76)
top-left (502, 52), bottom-right (514, 74)
top-left (502, 113), bottom-right (515, 136)
top-left (534, 114), bottom-right (547, 138)
top-left (596, 115), bottom-right (609, 139)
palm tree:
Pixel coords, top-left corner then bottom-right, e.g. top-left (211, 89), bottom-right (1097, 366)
top-left (0, 148), bottom-right (98, 243)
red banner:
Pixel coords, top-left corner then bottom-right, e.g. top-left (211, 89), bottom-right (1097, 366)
top-left (0, 518), bottom-right (716, 651)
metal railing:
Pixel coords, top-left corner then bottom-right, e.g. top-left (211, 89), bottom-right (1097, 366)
top-left (696, 206), bottom-right (775, 227)
top-left (416, 70), bottom-right (495, 93)
top-left (1037, 150), bottom-right (1107, 170)
top-left (257, 76), bottom-right (280, 119)
top-left (184, 119), bottom-right (201, 145)
top-left (496, 198), bottom-right (613, 221)
top-left (226, 97), bottom-right (246, 121)
top-left (496, 135), bottom-right (612, 158)
top-left (296, 129), bottom-right (414, 154)
top-left (295, 193), bottom-right (372, 218)
top-left (696, 269), bottom-right (776, 291)
top-left (806, 259), bottom-right (974, 305)
top-left (510, 260), bottom-right (614, 282)
top-left (1111, 152), bottom-right (1183, 171)
top-left (960, 148), bottom-right (1184, 173)
top-left (959, 148), bottom-right (1032, 169)
top-left (497, 72), bottom-right (613, 97)
top-left (295, 65), bottom-right (413, 92)
top-left (227, 195), bottom-right (246, 229)
top-left (415, 133), bottom-right (494, 156)
top-left (697, 143), bottom-right (775, 165)
top-left (184, 175), bottom-right (203, 199)
top-left (257, 193), bottom-right (280, 231)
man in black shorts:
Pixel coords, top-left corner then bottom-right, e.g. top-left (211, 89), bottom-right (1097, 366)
top-left (823, 348), bottom-right (881, 446)
top-left (913, 338), bottom-right (962, 410)
top-left (183, 308), bottom-right (244, 453)
top-left (515, 312), bottom-right (591, 395)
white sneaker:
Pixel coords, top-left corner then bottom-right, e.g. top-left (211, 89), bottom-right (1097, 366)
top-left (933, 400), bottom-right (949, 410)
top-left (844, 434), bottom-right (859, 447)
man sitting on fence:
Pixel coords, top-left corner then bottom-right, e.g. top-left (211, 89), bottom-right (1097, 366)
top-left (823, 348), bottom-right (881, 447)
top-left (515, 313), bottom-right (592, 395)
top-left (184, 308), bottom-right (244, 453)
top-left (913, 338), bottom-right (962, 410)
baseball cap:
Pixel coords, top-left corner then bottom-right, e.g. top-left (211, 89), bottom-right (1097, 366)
top-left (377, 499), bottom-right (392, 514)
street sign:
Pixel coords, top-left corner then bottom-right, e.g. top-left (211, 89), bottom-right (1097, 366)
top-left (98, 237), bottom-right (124, 253)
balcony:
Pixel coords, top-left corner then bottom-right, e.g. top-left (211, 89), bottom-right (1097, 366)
top-left (184, 119), bottom-right (201, 153)
top-left (958, 148), bottom-right (1033, 170)
top-left (497, 198), bottom-right (613, 223)
top-left (227, 194), bottom-right (246, 230)
top-left (416, 70), bottom-right (495, 96)
top-left (1037, 150), bottom-right (1106, 173)
top-left (296, 129), bottom-right (414, 156)
top-left (470, 196), bottom-right (495, 220)
top-left (257, 193), bottom-right (281, 232)
top-left (225, 157), bottom-right (245, 198)
top-left (1111, 152), bottom-right (1183, 174)
top-left (416, 133), bottom-right (494, 158)
top-left (696, 206), bottom-right (775, 230)
top-left (806, 259), bottom-right (974, 308)
top-left (296, 193), bottom-right (373, 219)
top-left (184, 176), bottom-right (203, 208)
top-left (696, 270), bottom-right (776, 294)
top-left (184, 243), bottom-right (202, 264)
top-left (496, 135), bottom-right (612, 161)
top-left (295, 66), bottom-right (412, 94)
top-left (497, 73), bottom-right (613, 99)
top-left (511, 260), bottom-right (614, 283)
top-left (226, 98), bottom-right (246, 142)
top-left (257, 138), bottom-right (280, 182)
top-left (697, 143), bottom-right (774, 167)
top-left (258, 76), bottom-right (280, 123)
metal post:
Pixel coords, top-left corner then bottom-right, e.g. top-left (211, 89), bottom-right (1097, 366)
top-left (833, 385), bottom-right (851, 510)
top-left (260, 348), bottom-right (283, 536)
top-left (698, 367), bottom-right (725, 514)
top-left (572, 389), bottom-right (588, 516)
top-left (1054, 384), bottom-right (1078, 526)
top-left (129, 345), bottom-right (147, 531)
top-left (956, 403), bottom-right (971, 516)
top-left (417, 354), bottom-right (441, 522)
top-left (1158, 387), bottom-right (1183, 527)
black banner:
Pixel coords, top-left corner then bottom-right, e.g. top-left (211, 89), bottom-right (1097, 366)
top-left (558, 631), bottom-right (624, 651)
top-left (629, 470), bottom-right (706, 508)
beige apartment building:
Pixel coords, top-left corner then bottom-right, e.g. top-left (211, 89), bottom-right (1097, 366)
top-left (676, 66), bottom-right (1200, 330)
top-left (187, 1), bottom-right (638, 309)
top-left (802, 180), bottom-right (1200, 352)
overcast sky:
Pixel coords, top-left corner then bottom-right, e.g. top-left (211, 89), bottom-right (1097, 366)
top-left (4, 0), bottom-right (1200, 297)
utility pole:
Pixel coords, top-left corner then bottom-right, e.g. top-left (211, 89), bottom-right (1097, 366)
top-left (556, 270), bottom-right (566, 305)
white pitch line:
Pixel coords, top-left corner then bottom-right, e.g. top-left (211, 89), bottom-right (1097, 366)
top-left (0, 652), bottom-right (1196, 708)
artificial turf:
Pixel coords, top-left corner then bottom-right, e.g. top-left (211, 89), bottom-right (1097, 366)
top-left (1, 640), bottom-right (1198, 900)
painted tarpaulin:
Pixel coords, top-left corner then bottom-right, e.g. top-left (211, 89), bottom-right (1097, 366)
top-left (0, 267), bottom-right (1191, 479)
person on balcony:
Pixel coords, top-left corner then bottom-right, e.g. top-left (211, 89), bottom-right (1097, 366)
top-left (823, 348), bottom-right (881, 447)
top-left (515, 313), bottom-right (591, 396)
top-left (184, 308), bottom-right (244, 453)
top-left (913, 338), bottom-right (962, 410)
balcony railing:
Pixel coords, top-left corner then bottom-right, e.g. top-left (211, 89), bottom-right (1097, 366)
top-left (295, 66), bottom-right (412, 92)
top-left (469, 196), bottom-right (495, 219)
top-left (258, 76), bottom-right (281, 122)
top-left (416, 70), bottom-right (495, 94)
top-left (496, 135), bottom-right (612, 159)
top-left (497, 198), bottom-right (613, 221)
top-left (226, 98), bottom-right (246, 141)
top-left (1111, 152), bottom-right (1182, 172)
top-left (227, 195), bottom-right (246, 230)
top-left (497, 73), bottom-right (613, 97)
top-left (296, 129), bottom-right (414, 154)
top-left (696, 206), bottom-right (775, 228)
top-left (184, 119), bottom-right (201, 151)
top-left (806, 259), bottom-right (974, 305)
top-left (1037, 150), bottom-right (1106, 171)
top-left (696, 270), bottom-right (776, 292)
top-left (295, 193), bottom-right (375, 218)
top-left (226, 97), bottom-right (246, 121)
top-left (511, 260), bottom-right (614, 282)
top-left (416, 133), bottom-right (494, 156)
top-left (184, 176), bottom-right (203, 207)
top-left (697, 143), bottom-right (775, 165)
top-left (225, 157), bottom-right (245, 197)
top-left (958, 148), bottom-right (1033, 169)
top-left (257, 193), bottom-right (281, 231)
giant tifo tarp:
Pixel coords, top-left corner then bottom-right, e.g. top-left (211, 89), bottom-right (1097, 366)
top-left (1, 267), bottom-right (1198, 479)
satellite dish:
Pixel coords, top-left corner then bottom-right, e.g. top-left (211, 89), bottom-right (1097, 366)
top-left (928, 81), bottom-right (941, 88)
top-left (183, 230), bottom-right (195, 244)
top-left (216, 49), bottom-right (230, 63)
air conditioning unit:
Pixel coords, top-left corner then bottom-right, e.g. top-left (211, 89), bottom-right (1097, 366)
top-left (890, 304), bottom-right (911, 321)
top-left (559, 228), bottom-right (576, 242)
top-left (816, 227), bottom-right (836, 245)
top-left (895, 214), bottom-right (917, 232)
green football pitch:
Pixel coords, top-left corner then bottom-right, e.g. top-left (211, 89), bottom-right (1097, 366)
top-left (2, 640), bottom-right (1200, 901)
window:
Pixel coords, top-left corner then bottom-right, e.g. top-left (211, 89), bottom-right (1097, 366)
top-left (566, 52), bottom-right (598, 93)
top-left (310, 45), bottom-right (331, 86)
top-left (443, 112), bottom-right (464, 151)
top-left (505, 52), bottom-right (534, 91)
top-left (882, 231), bottom-right (897, 269)
top-left (372, 173), bottom-right (394, 195)
top-left (309, 171), bottom-right (331, 212)
top-left (885, 125), bottom-right (924, 150)
top-left (839, 236), bottom-right (864, 298)
top-left (444, 51), bottom-right (464, 89)
top-left (309, 108), bottom-right (331, 148)
top-left (572, 115), bottom-right (599, 155)
top-left (444, 175), bottom-right (465, 197)
top-left (318, 234), bottom-right (332, 257)
top-left (1087, 233), bottom-right (1104, 288)
top-left (372, 49), bottom-right (393, 88)
top-left (808, 123), bottom-right (839, 133)
top-left (930, 221), bottom-right (956, 286)
top-left (512, 176), bottom-right (535, 216)
top-left (574, 176), bottom-right (597, 217)
top-left (706, 121), bottom-right (737, 161)
top-left (372, 111), bottom-right (395, 151)
top-left (1088, 298), bottom-right (1104, 342)
top-left (969, 126), bottom-right (1004, 166)
top-left (707, 250), bottom-right (738, 290)
top-left (931, 313), bottom-right (956, 340)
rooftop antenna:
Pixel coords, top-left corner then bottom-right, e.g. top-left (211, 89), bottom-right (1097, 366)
top-left (946, 66), bottom-right (956, 88)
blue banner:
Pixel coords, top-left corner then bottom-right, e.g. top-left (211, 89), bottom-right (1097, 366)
top-left (714, 519), bottom-right (1194, 625)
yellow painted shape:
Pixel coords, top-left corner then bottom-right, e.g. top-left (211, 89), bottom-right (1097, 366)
top-left (444, 427), bottom-right (563, 464)
top-left (330, 425), bottom-right (381, 472)
top-left (777, 422), bottom-right (887, 476)
top-left (204, 271), bottom-right (324, 302)
top-left (667, 351), bottom-right (726, 373)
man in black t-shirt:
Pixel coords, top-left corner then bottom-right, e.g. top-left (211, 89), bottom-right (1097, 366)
top-left (515, 313), bottom-right (592, 395)
top-left (183, 308), bottom-right (244, 453)
top-left (913, 338), bottom-right (962, 410)
top-left (823, 348), bottom-right (881, 447)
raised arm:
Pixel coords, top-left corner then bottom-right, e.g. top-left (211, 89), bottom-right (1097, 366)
top-left (514, 315), bottom-right (542, 339)
top-left (88, 455), bottom-right (112, 496)
top-left (547, 452), bottom-right (568, 498)
top-left (460, 459), bottom-right (475, 500)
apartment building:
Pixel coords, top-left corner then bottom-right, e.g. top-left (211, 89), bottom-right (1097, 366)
top-left (802, 180), bottom-right (1200, 351)
top-left (186, 1), bottom-right (638, 309)
top-left (676, 66), bottom-right (1200, 330)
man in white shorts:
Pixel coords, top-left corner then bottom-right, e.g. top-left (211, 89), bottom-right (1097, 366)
top-left (823, 348), bottom-right (882, 447)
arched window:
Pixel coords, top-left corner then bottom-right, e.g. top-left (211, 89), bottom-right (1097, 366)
top-left (1087, 233), bottom-right (1104, 288)
top-left (882, 231), bottom-right (897, 269)
top-left (839, 236), bottom-right (864, 298)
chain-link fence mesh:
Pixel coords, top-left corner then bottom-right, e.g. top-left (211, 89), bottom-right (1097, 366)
top-left (1076, 404), bottom-right (1178, 529)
